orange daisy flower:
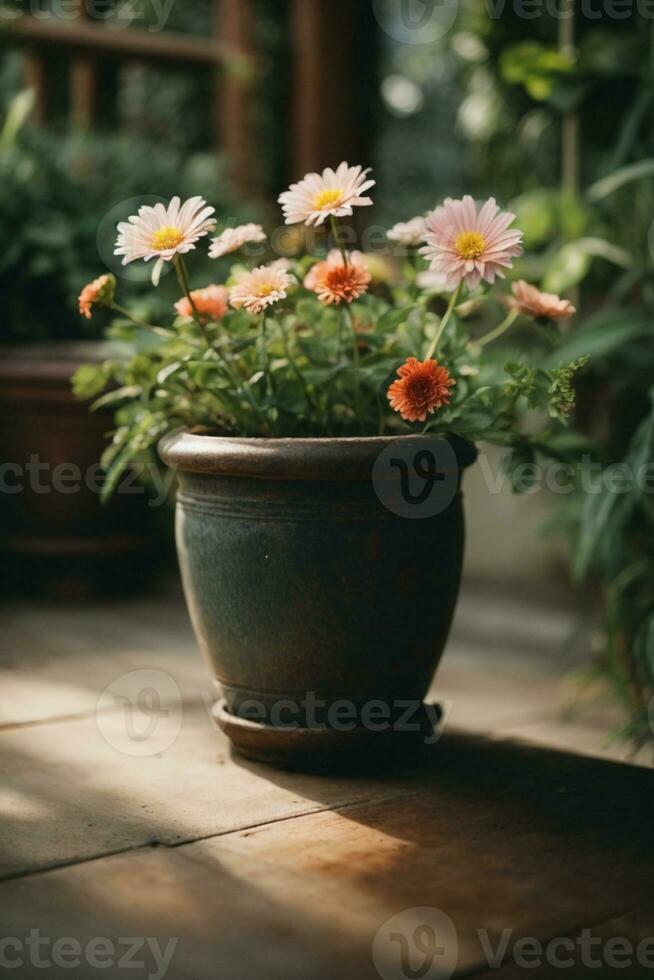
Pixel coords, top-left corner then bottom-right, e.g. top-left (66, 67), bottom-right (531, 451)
top-left (78, 274), bottom-right (115, 320)
top-left (387, 357), bottom-right (456, 423)
top-left (175, 285), bottom-right (229, 322)
top-left (304, 250), bottom-right (371, 306)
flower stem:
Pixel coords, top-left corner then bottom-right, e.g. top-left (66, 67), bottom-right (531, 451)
top-left (343, 303), bottom-right (363, 433)
top-left (425, 283), bottom-right (462, 360)
top-left (336, 313), bottom-right (343, 363)
top-left (260, 313), bottom-right (269, 378)
top-left (261, 312), bottom-right (277, 403)
top-left (279, 319), bottom-right (316, 413)
top-left (330, 215), bottom-right (349, 267)
top-left (107, 303), bottom-right (164, 334)
top-left (174, 255), bottom-right (210, 348)
top-left (477, 308), bottom-right (520, 348)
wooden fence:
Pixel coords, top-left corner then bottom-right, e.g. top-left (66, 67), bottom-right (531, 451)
top-left (1, 0), bottom-right (366, 200)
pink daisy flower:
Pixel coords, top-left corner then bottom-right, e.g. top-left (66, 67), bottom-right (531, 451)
top-left (507, 280), bottom-right (576, 320)
top-left (420, 196), bottom-right (523, 291)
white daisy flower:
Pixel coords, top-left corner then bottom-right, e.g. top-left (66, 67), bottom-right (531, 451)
top-left (416, 268), bottom-right (449, 291)
top-left (114, 196), bottom-right (216, 286)
top-left (278, 162), bottom-right (375, 227)
top-left (387, 216), bottom-right (427, 247)
top-left (209, 223), bottom-right (267, 259)
top-left (267, 257), bottom-right (294, 272)
top-left (229, 263), bottom-right (294, 315)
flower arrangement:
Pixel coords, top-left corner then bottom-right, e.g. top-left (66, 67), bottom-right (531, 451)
top-left (74, 163), bottom-right (587, 497)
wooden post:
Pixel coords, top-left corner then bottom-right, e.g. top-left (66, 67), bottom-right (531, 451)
top-left (69, 0), bottom-right (97, 127)
top-left (24, 52), bottom-right (48, 123)
top-left (215, 0), bottom-right (256, 199)
top-left (290, 0), bottom-right (361, 180)
top-left (6, 16), bottom-right (235, 66)
top-left (559, 0), bottom-right (578, 200)
top-left (70, 57), bottom-right (97, 127)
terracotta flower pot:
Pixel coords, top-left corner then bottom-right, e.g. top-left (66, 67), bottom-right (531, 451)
top-left (160, 430), bottom-right (476, 770)
top-left (0, 342), bottom-right (155, 597)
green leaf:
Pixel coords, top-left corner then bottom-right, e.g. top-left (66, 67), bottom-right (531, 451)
top-left (500, 42), bottom-right (574, 102)
top-left (574, 481), bottom-right (621, 580)
top-left (157, 362), bottom-right (185, 385)
top-left (511, 190), bottom-right (558, 248)
top-left (92, 386), bottom-right (142, 412)
top-left (0, 89), bottom-right (35, 149)
top-left (503, 443), bottom-right (538, 494)
top-left (501, 358), bottom-right (588, 421)
top-left (101, 445), bottom-right (140, 503)
top-left (624, 395), bottom-right (654, 501)
top-left (587, 159), bottom-right (654, 202)
top-left (99, 412), bottom-right (170, 503)
top-left (548, 357), bottom-right (590, 423)
top-left (376, 307), bottom-right (411, 333)
top-left (72, 363), bottom-right (113, 400)
top-left (542, 238), bottom-right (629, 296)
top-left (545, 310), bottom-right (652, 366)
top-left (634, 614), bottom-right (654, 675)
top-left (542, 243), bottom-right (591, 294)
top-left (535, 429), bottom-right (599, 463)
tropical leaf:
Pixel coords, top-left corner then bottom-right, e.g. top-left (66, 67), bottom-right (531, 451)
top-left (587, 159), bottom-right (654, 202)
top-left (543, 310), bottom-right (652, 366)
top-left (91, 385), bottom-right (143, 412)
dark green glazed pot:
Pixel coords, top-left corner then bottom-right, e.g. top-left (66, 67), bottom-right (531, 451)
top-left (160, 431), bottom-right (476, 767)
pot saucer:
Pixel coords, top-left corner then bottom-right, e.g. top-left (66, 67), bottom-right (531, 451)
top-left (212, 699), bottom-right (442, 774)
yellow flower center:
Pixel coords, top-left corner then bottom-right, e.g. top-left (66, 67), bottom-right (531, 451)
top-left (314, 188), bottom-right (344, 211)
top-left (151, 226), bottom-right (184, 252)
top-left (257, 284), bottom-right (276, 297)
top-left (454, 230), bottom-right (486, 260)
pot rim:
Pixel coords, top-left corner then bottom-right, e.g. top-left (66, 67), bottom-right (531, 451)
top-left (159, 429), bottom-right (477, 482)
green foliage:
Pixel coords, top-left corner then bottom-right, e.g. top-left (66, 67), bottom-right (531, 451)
top-left (500, 42), bottom-right (574, 102)
top-left (504, 357), bottom-right (589, 423)
top-left (373, 6), bottom-right (654, 746)
top-left (555, 313), bottom-right (654, 747)
top-left (544, 309), bottom-right (653, 367)
top-left (548, 358), bottom-right (591, 423)
top-left (76, 244), bottom-right (584, 505)
top-left (0, 94), bottom-right (248, 342)
top-left (71, 361), bottom-right (121, 400)
top-left (587, 159), bottom-right (654, 203)
top-left (437, 12), bottom-right (654, 747)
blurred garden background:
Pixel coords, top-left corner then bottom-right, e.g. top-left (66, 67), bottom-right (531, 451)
top-left (0, 0), bottom-right (652, 750)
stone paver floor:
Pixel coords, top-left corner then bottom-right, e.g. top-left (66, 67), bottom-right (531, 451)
top-left (1, 583), bottom-right (652, 979)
